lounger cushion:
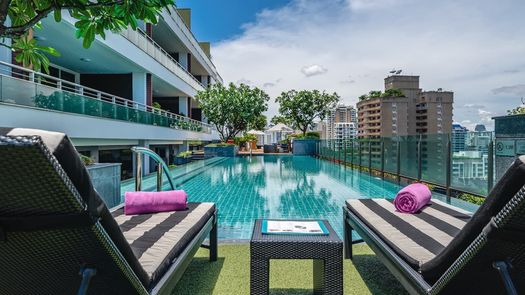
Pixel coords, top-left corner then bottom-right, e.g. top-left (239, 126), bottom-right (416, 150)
top-left (420, 155), bottom-right (525, 283)
top-left (112, 202), bottom-right (216, 287)
top-left (346, 198), bottom-right (471, 269)
top-left (0, 128), bottom-right (150, 286)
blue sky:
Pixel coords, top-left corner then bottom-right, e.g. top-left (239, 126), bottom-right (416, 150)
top-left (176, 0), bottom-right (289, 42)
top-left (178, 0), bottom-right (525, 130)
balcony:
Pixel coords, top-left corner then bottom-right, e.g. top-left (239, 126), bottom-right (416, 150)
top-left (0, 61), bottom-right (212, 134)
top-left (121, 27), bottom-right (205, 93)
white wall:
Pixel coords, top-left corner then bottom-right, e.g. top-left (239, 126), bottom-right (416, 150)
top-left (0, 103), bottom-right (219, 142)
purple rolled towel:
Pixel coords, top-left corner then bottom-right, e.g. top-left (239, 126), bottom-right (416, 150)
top-left (394, 183), bottom-right (431, 214)
top-left (125, 190), bottom-right (188, 215)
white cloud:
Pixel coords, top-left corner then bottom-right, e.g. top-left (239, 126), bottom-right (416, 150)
top-left (212, 0), bottom-right (525, 128)
top-left (301, 64), bottom-right (328, 77)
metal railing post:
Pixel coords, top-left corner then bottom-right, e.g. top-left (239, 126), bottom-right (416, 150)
top-left (368, 140), bottom-right (372, 171)
top-left (396, 137), bottom-right (401, 184)
top-left (135, 153), bottom-right (142, 191)
top-left (445, 134), bottom-right (452, 201)
top-left (156, 163), bottom-right (163, 192)
top-left (417, 134), bottom-right (422, 181)
top-left (380, 139), bottom-right (385, 178)
top-left (488, 140), bottom-right (494, 193)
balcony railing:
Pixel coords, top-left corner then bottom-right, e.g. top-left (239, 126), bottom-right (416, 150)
top-left (0, 61), bottom-right (212, 134)
top-left (120, 27), bottom-right (205, 92)
top-left (316, 133), bottom-right (495, 198)
top-left (165, 7), bottom-right (223, 83)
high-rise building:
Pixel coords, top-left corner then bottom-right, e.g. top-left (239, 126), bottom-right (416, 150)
top-left (0, 6), bottom-right (221, 179)
top-left (357, 75), bottom-right (454, 138)
top-left (452, 123), bottom-right (468, 152)
top-left (327, 104), bottom-right (357, 149)
top-left (466, 131), bottom-right (493, 153)
top-left (474, 124), bottom-right (487, 132)
top-left (327, 104), bottom-right (357, 139)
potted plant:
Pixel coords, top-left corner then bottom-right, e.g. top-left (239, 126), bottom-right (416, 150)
top-left (174, 151), bottom-right (193, 165)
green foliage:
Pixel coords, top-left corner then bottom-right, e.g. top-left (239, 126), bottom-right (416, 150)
top-left (275, 89), bottom-right (339, 135)
top-left (234, 134), bottom-right (257, 145)
top-left (507, 105), bottom-right (525, 115)
top-left (12, 35), bottom-right (60, 73)
top-left (2, 0), bottom-right (173, 72)
top-left (177, 151), bottom-right (192, 158)
top-left (457, 193), bottom-right (485, 205)
top-left (79, 154), bottom-right (94, 166)
top-left (249, 114), bottom-right (267, 131)
top-left (196, 83), bottom-right (269, 141)
top-left (368, 90), bottom-right (382, 98)
top-left (152, 101), bottom-right (162, 109)
top-left (270, 115), bottom-right (292, 126)
top-left (205, 143), bottom-right (236, 147)
top-left (168, 164), bottom-right (177, 169)
top-left (382, 88), bottom-right (405, 97)
top-left (358, 94), bottom-right (368, 101)
top-left (188, 140), bottom-right (202, 146)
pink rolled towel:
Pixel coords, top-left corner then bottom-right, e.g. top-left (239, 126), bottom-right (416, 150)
top-left (125, 190), bottom-right (188, 215)
top-left (394, 183), bottom-right (431, 214)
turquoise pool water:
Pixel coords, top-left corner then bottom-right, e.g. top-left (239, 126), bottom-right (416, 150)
top-left (121, 155), bottom-right (477, 240)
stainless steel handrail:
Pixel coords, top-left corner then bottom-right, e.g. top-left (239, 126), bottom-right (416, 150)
top-left (131, 146), bottom-right (176, 191)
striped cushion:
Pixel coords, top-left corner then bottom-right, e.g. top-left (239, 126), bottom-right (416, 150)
top-left (112, 202), bottom-right (215, 287)
top-left (346, 198), bottom-right (471, 270)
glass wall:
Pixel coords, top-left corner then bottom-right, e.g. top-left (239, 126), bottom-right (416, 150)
top-left (317, 132), bottom-right (494, 197)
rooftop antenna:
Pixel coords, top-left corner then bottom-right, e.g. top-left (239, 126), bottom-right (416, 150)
top-left (395, 70), bottom-right (402, 75)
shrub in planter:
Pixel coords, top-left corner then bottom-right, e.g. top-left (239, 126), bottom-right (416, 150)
top-left (175, 151), bottom-right (192, 165)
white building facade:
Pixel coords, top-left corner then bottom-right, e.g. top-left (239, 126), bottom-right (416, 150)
top-left (0, 6), bottom-right (221, 178)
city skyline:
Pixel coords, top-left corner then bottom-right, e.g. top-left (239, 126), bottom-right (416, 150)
top-left (184, 0), bottom-right (525, 130)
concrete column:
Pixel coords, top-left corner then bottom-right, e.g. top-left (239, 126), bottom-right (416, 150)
top-left (179, 53), bottom-right (188, 70)
top-left (0, 19), bottom-right (11, 71)
top-left (201, 75), bottom-right (209, 87)
top-left (178, 96), bottom-right (188, 116)
top-left (132, 72), bottom-right (147, 107)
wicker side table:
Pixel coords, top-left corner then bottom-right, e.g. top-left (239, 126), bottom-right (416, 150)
top-left (250, 219), bottom-right (343, 295)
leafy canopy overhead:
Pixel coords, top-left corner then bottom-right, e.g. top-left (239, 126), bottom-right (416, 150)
top-left (196, 83), bottom-right (269, 142)
top-left (0, 0), bottom-right (173, 72)
top-left (276, 89), bottom-right (339, 135)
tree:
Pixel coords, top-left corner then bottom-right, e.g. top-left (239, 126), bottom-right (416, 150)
top-left (382, 88), bottom-right (404, 97)
top-left (249, 114), bottom-right (267, 131)
top-left (275, 89), bottom-right (339, 136)
top-left (368, 90), bottom-right (382, 98)
top-left (0, 0), bottom-right (173, 73)
top-left (196, 83), bottom-right (269, 141)
top-left (507, 105), bottom-right (525, 115)
top-left (358, 94), bottom-right (368, 101)
top-left (270, 115), bottom-right (293, 127)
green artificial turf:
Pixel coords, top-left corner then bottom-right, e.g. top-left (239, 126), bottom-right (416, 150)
top-left (172, 244), bottom-right (408, 295)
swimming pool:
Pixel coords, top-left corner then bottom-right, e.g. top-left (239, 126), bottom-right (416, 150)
top-left (122, 155), bottom-right (478, 240)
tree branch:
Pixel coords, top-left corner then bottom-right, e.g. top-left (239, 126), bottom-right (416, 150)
top-left (0, 0), bottom-right (125, 38)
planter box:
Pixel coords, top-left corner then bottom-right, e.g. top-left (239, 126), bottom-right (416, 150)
top-left (205, 145), bottom-right (238, 157)
top-left (174, 156), bottom-right (192, 165)
top-left (293, 139), bottom-right (319, 155)
top-left (87, 163), bottom-right (121, 208)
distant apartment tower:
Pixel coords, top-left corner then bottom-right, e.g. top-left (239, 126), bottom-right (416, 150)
top-left (466, 131), bottom-right (493, 153)
top-left (327, 104), bottom-right (357, 139)
top-left (357, 75), bottom-right (454, 138)
top-left (452, 123), bottom-right (468, 152)
top-left (313, 121), bottom-right (328, 139)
